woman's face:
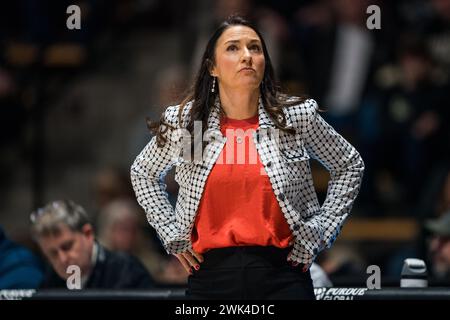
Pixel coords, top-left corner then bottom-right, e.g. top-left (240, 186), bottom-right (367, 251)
top-left (210, 25), bottom-right (265, 92)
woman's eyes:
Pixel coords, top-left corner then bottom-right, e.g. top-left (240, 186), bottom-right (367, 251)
top-left (226, 44), bottom-right (262, 52)
top-left (250, 45), bottom-right (261, 52)
top-left (227, 44), bottom-right (238, 51)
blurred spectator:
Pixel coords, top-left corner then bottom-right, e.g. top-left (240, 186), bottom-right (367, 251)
top-left (318, 244), bottom-right (366, 281)
top-left (0, 66), bottom-right (25, 189)
top-left (436, 170), bottom-right (450, 217)
top-left (375, 38), bottom-right (450, 207)
top-left (97, 199), bottom-right (142, 253)
top-left (93, 167), bottom-right (135, 211)
top-left (417, 165), bottom-right (450, 220)
top-left (291, 0), bottom-right (386, 121)
top-left (130, 64), bottom-right (189, 167)
top-left (31, 199), bottom-right (155, 289)
top-left (97, 198), bottom-right (188, 285)
top-left (325, 0), bottom-right (375, 118)
top-left (387, 167), bottom-right (450, 278)
top-left (425, 210), bottom-right (450, 283)
top-left (424, 0), bottom-right (450, 73)
top-left (0, 225), bottom-right (43, 289)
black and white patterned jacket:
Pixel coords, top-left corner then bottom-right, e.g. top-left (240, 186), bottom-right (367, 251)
top-left (131, 98), bottom-right (364, 266)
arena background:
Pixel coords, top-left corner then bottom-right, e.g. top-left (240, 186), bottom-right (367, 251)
top-left (1, 0), bottom-right (450, 297)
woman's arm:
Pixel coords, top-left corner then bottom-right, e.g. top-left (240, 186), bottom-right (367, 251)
top-left (303, 99), bottom-right (365, 250)
top-left (131, 105), bottom-right (205, 273)
top-left (130, 106), bottom-right (181, 254)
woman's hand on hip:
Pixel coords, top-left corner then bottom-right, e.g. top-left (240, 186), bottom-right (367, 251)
top-left (174, 250), bottom-right (204, 274)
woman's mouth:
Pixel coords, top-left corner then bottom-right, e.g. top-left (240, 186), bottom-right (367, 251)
top-left (239, 67), bottom-right (255, 72)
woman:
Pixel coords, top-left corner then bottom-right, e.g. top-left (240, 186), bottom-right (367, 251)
top-left (131, 15), bottom-right (364, 300)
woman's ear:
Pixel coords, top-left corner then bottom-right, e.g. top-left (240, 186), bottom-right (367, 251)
top-left (206, 59), bottom-right (216, 77)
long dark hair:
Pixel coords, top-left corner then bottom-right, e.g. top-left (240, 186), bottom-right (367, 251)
top-left (148, 15), bottom-right (308, 147)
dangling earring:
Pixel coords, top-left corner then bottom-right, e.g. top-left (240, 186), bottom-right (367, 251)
top-left (211, 77), bottom-right (216, 93)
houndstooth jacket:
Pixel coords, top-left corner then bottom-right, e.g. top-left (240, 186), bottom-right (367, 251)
top-left (131, 97), bottom-right (364, 266)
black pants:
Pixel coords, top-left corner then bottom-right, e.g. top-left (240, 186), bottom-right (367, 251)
top-left (186, 246), bottom-right (316, 300)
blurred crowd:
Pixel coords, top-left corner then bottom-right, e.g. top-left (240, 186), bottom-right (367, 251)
top-left (1, 0), bottom-right (450, 289)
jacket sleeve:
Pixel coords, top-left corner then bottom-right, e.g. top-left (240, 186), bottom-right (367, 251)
top-left (130, 106), bottom-right (188, 254)
top-left (303, 99), bottom-right (365, 250)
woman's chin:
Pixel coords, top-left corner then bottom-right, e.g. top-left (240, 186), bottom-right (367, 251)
top-left (232, 81), bottom-right (260, 90)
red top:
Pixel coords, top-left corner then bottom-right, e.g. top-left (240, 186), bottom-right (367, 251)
top-left (191, 113), bottom-right (294, 253)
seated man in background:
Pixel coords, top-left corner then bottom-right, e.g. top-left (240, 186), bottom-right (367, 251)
top-left (0, 225), bottom-right (43, 289)
top-left (31, 200), bottom-right (155, 289)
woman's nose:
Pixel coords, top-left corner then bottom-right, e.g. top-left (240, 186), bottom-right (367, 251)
top-left (241, 48), bottom-right (252, 63)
